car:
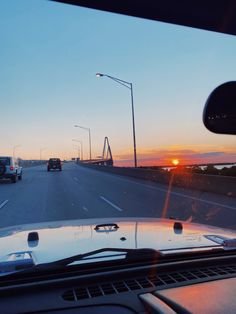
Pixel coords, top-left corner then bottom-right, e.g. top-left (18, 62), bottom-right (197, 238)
top-left (47, 158), bottom-right (62, 171)
top-left (0, 156), bottom-right (23, 183)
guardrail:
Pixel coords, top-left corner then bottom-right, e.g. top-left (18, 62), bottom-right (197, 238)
top-left (80, 164), bottom-right (236, 197)
top-left (19, 161), bottom-right (46, 168)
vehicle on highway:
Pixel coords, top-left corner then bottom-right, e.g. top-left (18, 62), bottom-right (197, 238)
top-left (47, 158), bottom-right (62, 171)
top-left (0, 1), bottom-right (236, 314)
top-left (0, 156), bottom-right (22, 183)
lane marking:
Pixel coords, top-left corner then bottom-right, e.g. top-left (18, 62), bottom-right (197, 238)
top-left (74, 165), bottom-right (236, 210)
top-left (167, 193), bottom-right (236, 210)
top-left (98, 174), bottom-right (236, 211)
top-left (0, 200), bottom-right (9, 209)
top-left (142, 185), bottom-right (236, 211)
top-left (73, 177), bottom-right (79, 182)
top-left (83, 206), bottom-right (88, 212)
top-left (100, 196), bottom-right (123, 212)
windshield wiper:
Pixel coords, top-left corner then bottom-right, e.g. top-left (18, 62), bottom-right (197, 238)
top-left (39, 247), bottom-right (160, 268)
top-left (0, 248), bottom-right (160, 279)
top-left (2, 244), bottom-right (234, 279)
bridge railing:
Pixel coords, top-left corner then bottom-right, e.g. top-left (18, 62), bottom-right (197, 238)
top-left (79, 164), bottom-right (236, 197)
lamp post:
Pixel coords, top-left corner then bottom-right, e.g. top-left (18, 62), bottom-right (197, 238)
top-left (96, 73), bottom-right (137, 167)
top-left (13, 145), bottom-right (21, 159)
top-left (40, 148), bottom-right (47, 161)
top-left (72, 145), bottom-right (80, 161)
top-left (74, 125), bottom-right (91, 160)
top-left (72, 139), bottom-right (83, 160)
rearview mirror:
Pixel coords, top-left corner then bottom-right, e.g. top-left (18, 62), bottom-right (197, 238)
top-left (203, 81), bottom-right (236, 135)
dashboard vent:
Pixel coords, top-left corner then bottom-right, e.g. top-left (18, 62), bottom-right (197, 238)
top-left (62, 264), bottom-right (236, 301)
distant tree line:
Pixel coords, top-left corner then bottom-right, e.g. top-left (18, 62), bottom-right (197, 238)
top-left (139, 165), bottom-right (236, 177)
top-left (181, 165), bottom-right (236, 177)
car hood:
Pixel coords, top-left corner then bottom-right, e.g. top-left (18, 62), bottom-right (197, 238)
top-left (1, 217), bottom-right (236, 265)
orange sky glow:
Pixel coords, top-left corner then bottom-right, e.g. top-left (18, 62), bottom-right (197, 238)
top-left (3, 143), bottom-right (235, 168)
top-left (114, 145), bottom-right (236, 167)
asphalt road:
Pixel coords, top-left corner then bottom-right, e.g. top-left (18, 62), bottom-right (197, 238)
top-left (0, 163), bottom-right (236, 230)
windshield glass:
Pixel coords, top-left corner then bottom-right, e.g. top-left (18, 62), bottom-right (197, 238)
top-left (0, 158), bottom-right (10, 166)
top-left (49, 159), bottom-right (60, 162)
top-left (0, 1), bottom-right (236, 269)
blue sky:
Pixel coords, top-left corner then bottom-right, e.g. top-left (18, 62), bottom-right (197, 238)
top-left (0, 0), bottom-right (235, 165)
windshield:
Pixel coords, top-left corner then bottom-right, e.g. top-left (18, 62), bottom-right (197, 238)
top-left (0, 1), bottom-right (236, 270)
top-left (0, 158), bottom-right (10, 166)
top-left (49, 159), bottom-right (60, 162)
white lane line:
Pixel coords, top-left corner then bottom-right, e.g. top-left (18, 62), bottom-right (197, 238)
top-left (169, 194), bottom-right (236, 210)
top-left (148, 187), bottom-right (236, 210)
top-left (132, 181), bottom-right (236, 210)
top-left (83, 206), bottom-right (88, 212)
top-left (100, 196), bottom-right (123, 212)
top-left (0, 200), bottom-right (9, 209)
top-left (75, 166), bottom-right (236, 210)
top-left (100, 174), bottom-right (236, 211)
top-left (73, 177), bottom-right (79, 182)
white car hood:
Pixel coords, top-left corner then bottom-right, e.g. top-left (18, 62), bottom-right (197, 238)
top-left (1, 217), bottom-right (236, 266)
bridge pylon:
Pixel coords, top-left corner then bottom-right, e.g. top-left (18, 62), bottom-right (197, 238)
top-left (102, 137), bottom-right (113, 166)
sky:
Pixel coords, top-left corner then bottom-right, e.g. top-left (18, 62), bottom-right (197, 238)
top-left (0, 0), bottom-right (235, 166)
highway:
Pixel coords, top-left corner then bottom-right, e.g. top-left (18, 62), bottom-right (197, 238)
top-left (0, 162), bottom-right (236, 230)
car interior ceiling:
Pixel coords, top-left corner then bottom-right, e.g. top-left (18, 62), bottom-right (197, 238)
top-left (52, 0), bottom-right (236, 36)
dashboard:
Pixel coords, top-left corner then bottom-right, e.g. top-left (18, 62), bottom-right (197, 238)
top-left (1, 254), bottom-right (236, 313)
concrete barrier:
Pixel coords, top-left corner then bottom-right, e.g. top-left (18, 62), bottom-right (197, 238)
top-left (20, 161), bottom-right (46, 168)
top-left (80, 164), bottom-right (236, 197)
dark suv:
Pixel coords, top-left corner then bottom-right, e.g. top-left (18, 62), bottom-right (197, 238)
top-left (47, 158), bottom-right (62, 171)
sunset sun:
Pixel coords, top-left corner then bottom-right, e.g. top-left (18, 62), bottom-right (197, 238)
top-left (172, 159), bottom-right (180, 166)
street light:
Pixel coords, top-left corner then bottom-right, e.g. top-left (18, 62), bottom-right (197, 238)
top-left (74, 125), bottom-right (92, 160)
top-left (72, 144), bottom-right (80, 161)
top-left (13, 145), bottom-right (21, 159)
top-left (96, 72), bottom-right (137, 167)
top-left (72, 139), bottom-right (83, 160)
top-left (40, 147), bottom-right (47, 161)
